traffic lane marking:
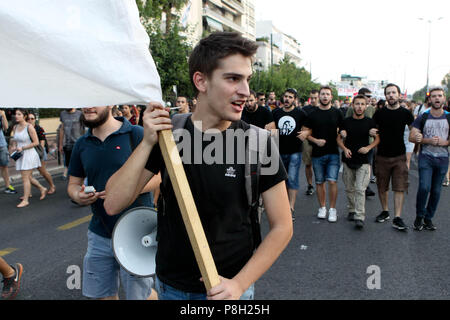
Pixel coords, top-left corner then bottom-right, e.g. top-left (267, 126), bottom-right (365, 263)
top-left (0, 248), bottom-right (18, 257)
top-left (57, 214), bottom-right (93, 231)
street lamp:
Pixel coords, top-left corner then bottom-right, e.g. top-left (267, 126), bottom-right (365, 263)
top-left (418, 17), bottom-right (444, 92)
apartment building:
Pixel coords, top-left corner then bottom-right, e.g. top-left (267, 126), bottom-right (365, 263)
top-left (255, 20), bottom-right (302, 70)
top-left (176, 0), bottom-right (256, 46)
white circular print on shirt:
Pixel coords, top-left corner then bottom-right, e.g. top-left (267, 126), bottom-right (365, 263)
top-left (278, 116), bottom-right (296, 135)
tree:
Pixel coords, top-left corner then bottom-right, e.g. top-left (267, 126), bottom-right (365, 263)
top-left (137, 0), bottom-right (188, 34)
top-left (250, 56), bottom-right (321, 103)
top-left (441, 71), bottom-right (450, 93)
top-left (412, 85), bottom-right (428, 102)
top-left (136, 0), bottom-right (193, 101)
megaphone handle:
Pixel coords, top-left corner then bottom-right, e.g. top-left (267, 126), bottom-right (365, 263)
top-left (158, 129), bottom-right (221, 291)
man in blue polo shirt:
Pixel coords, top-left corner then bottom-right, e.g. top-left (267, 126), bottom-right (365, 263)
top-left (67, 106), bottom-right (156, 300)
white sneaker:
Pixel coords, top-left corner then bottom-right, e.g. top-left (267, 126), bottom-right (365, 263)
top-left (317, 207), bottom-right (327, 219)
top-left (328, 208), bottom-right (337, 222)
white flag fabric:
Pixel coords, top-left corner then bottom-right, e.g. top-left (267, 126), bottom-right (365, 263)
top-left (0, 0), bottom-right (163, 108)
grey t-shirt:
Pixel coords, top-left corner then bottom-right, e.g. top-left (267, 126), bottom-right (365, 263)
top-left (412, 111), bottom-right (450, 158)
top-left (60, 110), bottom-right (84, 147)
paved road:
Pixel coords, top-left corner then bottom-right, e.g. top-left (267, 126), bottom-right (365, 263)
top-left (258, 157), bottom-right (450, 300)
top-left (0, 175), bottom-right (89, 300)
top-left (1, 156), bottom-right (449, 300)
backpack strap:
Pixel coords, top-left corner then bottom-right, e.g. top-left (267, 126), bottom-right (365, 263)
top-left (419, 111), bottom-right (430, 133)
top-left (245, 123), bottom-right (270, 249)
top-left (245, 124), bottom-right (269, 207)
top-left (171, 113), bottom-right (192, 131)
top-left (419, 111), bottom-right (450, 133)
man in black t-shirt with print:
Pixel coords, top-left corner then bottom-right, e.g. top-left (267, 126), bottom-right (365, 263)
top-left (241, 90), bottom-right (275, 130)
top-left (104, 32), bottom-right (292, 300)
top-left (273, 88), bottom-right (308, 219)
top-left (337, 95), bottom-right (380, 229)
top-left (303, 86), bottom-right (344, 222)
top-left (372, 83), bottom-right (414, 230)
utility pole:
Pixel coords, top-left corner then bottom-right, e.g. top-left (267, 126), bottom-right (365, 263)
top-left (270, 33), bottom-right (273, 89)
top-left (418, 17), bottom-right (444, 93)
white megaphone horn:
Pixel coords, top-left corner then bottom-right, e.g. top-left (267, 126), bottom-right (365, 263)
top-left (112, 207), bottom-right (158, 277)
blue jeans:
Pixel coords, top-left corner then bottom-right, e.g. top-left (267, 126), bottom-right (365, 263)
top-left (312, 154), bottom-right (340, 184)
top-left (82, 230), bottom-right (153, 299)
top-left (416, 154), bottom-right (449, 220)
top-left (281, 152), bottom-right (302, 190)
top-left (155, 276), bottom-right (254, 300)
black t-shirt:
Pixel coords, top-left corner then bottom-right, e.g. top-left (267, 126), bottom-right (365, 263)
top-left (241, 106), bottom-right (274, 129)
top-left (302, 105), bottom-right (317, 116)
top-left (304, 107), bottom-right (344, 157)
top-left (272, 107), bottom-right (307, 154)
top-left (145, 117), bottom-right (287, 293)
top-left (340, 117), bottom-right (377, 165)
top-left (373, 107), bottom-right (414, 157)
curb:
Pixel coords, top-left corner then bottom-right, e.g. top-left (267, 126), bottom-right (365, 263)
top-left (1, 165), bottom-right (65, 188)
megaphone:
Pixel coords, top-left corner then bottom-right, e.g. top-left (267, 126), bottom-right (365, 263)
top-left (112, 207), bottom-right (158, 277)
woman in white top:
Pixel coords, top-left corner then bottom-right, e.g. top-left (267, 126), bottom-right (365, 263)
top-left (11, 109), bottom-right (47, 208)
top-left (401, 100), bottom-right (415, 169)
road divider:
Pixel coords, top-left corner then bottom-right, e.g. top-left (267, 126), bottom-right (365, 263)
top-left (57, 214), bottom-right (93, 231)
top-left (0, 248), bottom-right (18, 257)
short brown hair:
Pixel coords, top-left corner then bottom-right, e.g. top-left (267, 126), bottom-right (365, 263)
top-left (429, 86), bottom-right (445, 96)
top-left (384, 83), bottom-right (401, 96)
top-left (319, 85), bottom-right (333, 95)
top-left (352, 94), bottom-right (367, 104)
top-left (188, 32), bottom-right (258, 95)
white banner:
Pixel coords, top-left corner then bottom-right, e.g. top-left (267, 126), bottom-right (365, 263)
top-left (0, 0), bottom-right (163, 108)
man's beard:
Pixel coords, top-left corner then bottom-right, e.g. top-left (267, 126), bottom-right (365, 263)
top-left (319, 99), bottom-right (330, 107)
top-left (355, 109), bottom-right (364, 116)
top-left (283, 99), bottom-right (294, 108)
top-left (245, 103), bottom-right (257, 112)
top-left (431, 102), bottom-right (444, 110)
top-left (82, 109), bottom-right (110, 129)
top-left (387, 98), bottom-right (398, 107)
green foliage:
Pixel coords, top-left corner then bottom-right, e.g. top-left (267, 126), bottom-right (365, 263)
top-left (413, 86), bottom-right (428, 102)
top-left (137, 0), bottom-right (193, 101)
top-left (441, 72), bottom-right (450, 94)
top-left (38, 108), bottom-right (62, 119)
top-left (147, 22), bottom-right (193, 100)
top-left (413, 72), bottom-right (449, 102)
top-left (136, 1), bottom-right (321, 103)
top-left (250, 56), bottom-right (321, 103)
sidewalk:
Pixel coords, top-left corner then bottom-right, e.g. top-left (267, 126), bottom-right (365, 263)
top-left (1, 155), bottom-right (65, 188)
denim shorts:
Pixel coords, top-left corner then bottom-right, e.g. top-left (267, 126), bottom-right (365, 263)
top-left (312, 154), bottom-right (340, 184)
top-left (0, 146), bottom-right (9, 167)
top-left (155, 276), bottom-right (255, 300)
top-left (281, 152), bottom-right (302, 190)
top-left (83, 230), bottom-right (153, 300)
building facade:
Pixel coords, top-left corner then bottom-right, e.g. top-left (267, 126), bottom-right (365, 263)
top-left (255, 20), bottom-right (302, 70)
top-left (177, 0), bottom-right (256, 46)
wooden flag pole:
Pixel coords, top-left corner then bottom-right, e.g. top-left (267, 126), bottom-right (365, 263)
top-left (158, 129), bottom-right (221, 291)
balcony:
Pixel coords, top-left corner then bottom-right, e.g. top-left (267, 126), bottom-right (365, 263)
top-left (221, 0), bottom-right (244, 14)
top-left (203, 7), bottom-right (245, 34)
